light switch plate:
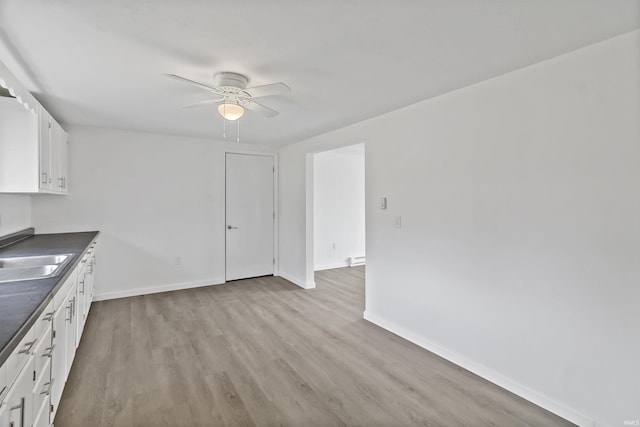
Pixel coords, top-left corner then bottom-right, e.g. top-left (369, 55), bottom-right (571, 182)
top-left (379, 197), bottom-right (387, 210)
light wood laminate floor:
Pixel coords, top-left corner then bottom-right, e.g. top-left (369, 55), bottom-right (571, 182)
top-left (56, 267), bottom-right (574, 426)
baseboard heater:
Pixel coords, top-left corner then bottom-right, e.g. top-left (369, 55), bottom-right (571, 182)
top-left (349, 256), bottom-right (366, 267)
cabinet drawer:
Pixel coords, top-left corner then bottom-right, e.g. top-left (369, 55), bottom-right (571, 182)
top-left (53, 268), bottom-right (77, 312)
top-left (33, 394), bottom-right (51, 427)
top-left (35, 300), bottom-right (54, 339)
top-left (32, 356), bottom-right (51, 420)
top-left (77, 255), bottom-right (89, 277)
top-left (0, 362), bottom-right (6, 405)
top-left (3, 353), bottom-right (34, 427)
top-left (33, 323), bottom-right (52, 383)
top-left (4, 327), bottom-right (35, 390)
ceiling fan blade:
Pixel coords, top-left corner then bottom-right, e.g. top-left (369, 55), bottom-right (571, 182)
top-left (181, 98), bottom-right (225, 108)
top-left (243, 82), bottom-right (291, 98)
top-left (242, 99), bottom-right (279, 117)
top-left (165, 74), bottom-right (220, 93)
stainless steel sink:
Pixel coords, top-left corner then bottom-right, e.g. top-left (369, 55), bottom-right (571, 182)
top-left (0, 253), bottom-right (73, 283)
top-left (0, 254), bottom-right (71, 268)
top-left (0, 265), bottom-right (61, 283)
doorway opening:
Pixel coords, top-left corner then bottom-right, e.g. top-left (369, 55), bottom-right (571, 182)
top-left (311, 143), bottom-right (365, 284)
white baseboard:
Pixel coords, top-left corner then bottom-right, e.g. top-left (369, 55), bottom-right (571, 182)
top-left (314, 261), bottom-right (349, 271)
top-left (363, 310), bottom-right (595, 427)
top-left (276, 270), bottom-right (315, 289)
top-left (94, 278), bottom-right (225, 301)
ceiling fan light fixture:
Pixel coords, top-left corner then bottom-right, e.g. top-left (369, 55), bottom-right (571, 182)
top-left (218, 102), bottom-right (244, 121)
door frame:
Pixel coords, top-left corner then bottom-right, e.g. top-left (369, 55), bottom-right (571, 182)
top-left (224, 150), bottom-right (279, 280)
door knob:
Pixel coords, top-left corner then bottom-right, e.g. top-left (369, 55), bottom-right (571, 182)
top-left (227, 225), bottom-right (238, 230)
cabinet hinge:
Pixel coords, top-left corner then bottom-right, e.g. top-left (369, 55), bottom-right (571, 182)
top-left (53, 330), bottom-right (56, 339)
top-left (50, 404), bottom-right (54, 413)
top-left (33, 370), bottom-right (36, 381)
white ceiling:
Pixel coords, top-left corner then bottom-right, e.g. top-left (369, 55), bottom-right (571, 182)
top-left (0, 1), bottom-right (638, 147)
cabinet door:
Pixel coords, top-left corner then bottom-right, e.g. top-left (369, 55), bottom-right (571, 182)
top-left (50, 121), bottom-right (63, 193)
top-left (65, 284), bottom-right (78, 377)
top-left (87, 255), bottom-right (96, 311)
top-left (4, 356), bottom-right (34, 427)
top-left (76, 271), bottom-right (86, 345)
top-left (50, 296), bottom-right (70, 414)
top-left (0, 397), bottom-right (8, 426)
top-left (32, 397), bottom-right (50, 427)
top-left (32, 356), bottom-right (51, 427)
top-left (38, 107), bottom-right (51, 191)
top-left (60, 129), bottom-right (69, 193)
top-left (4, 329), bottom-right (35, 393)
top-left (0, 361), bottom-right (6, 406)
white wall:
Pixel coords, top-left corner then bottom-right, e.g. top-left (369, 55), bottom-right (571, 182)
top-left (313, 144), bottom-right (365, 270)
top-left (32, 126), bottom-right (276, 299)
top-left (278, 31), bottom-right (640, 427)
top-left (0, 194), bottom-right (31, 236)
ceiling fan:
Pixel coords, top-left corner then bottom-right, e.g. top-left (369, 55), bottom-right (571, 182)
top-left (166, 71), bottom-right (290, 120)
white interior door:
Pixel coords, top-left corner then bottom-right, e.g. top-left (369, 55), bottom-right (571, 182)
top-left (226, 153), bottom-right (274, 281)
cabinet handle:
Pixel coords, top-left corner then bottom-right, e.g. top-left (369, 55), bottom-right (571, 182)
top-left (42, 311), bottom-right (54, 322)
top-left (41, 380), bottom-right (53, 396)
top-left (43, 344), bottom-right (55, 358)
top-left (41, 172), bottom-right (47, 184)
top-left (18, 340), bottom-right (36, 354)
top-left (10, 397), bottom-right (24, 427)
top-left (65, 303), bottom-right (73, 322)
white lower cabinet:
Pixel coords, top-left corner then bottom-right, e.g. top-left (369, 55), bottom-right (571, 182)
top-left (0, 237), bottom-right (98, 427)
top-left (0, 398), bottom-right (7, 426)
top-left (33, 397), bottom-right (50, 427)
top-left (75, 265), bottom-right (87, 349)
top-left (0, 356), bottom-right (6, 404)
top-left (50, 301), bottom-right (66, 419)
top-left (3, 354), bottom-right (34, 427)
top-left (32, 333), bottom-right (52, 427)
top-left (63, 284), bottom-right (78, 379)
top-left (50, 274), bottom-right (77, 420)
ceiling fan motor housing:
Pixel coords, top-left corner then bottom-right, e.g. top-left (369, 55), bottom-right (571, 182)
top-left (213, 72), bottom-right (249, 91)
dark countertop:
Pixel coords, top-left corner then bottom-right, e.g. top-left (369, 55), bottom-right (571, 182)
top-left (0, 230), bottom-right (99, 366)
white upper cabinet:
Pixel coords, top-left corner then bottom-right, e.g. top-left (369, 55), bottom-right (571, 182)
top-left (40, 108), bottom-right (69, 193)
top-left (38, 107), bottom-right (52, 191)
top-left (0, 60), bottom-right (68, 195)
